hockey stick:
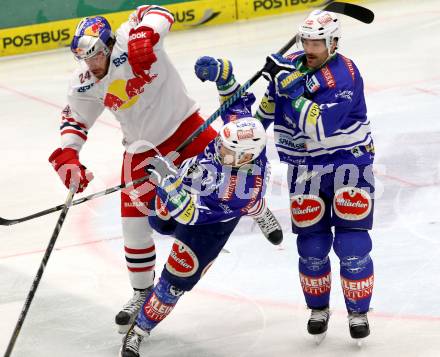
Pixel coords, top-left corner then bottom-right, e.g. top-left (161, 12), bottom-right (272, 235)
top-left (0, 35), bottom-right (298, 227)
top-left (324, 1), bottom-right (374, 24)
top-left (3, 186), bottom-right (76, 357)
top-left (178, 1), bottom-right (374, 150)
top-left (0, 2), bottom-right (374, 227)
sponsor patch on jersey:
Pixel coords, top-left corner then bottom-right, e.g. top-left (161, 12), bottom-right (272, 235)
top-left (77, 83), bottom-right (94, 93)
top-left (341, 54), bottom-right (356, 81)
top-left (104, 76), bottom-right (157, 111)
top-left (155, 196), bottom-right (170, 220)
top-left (112, 52), bottom-right (128, 67)
top-left (241, 175), bottom-right (263, 213)
top-left (341, 275), bottom-right (374, 301)
top-left (300, 272), bottom-right (331, 296)
top-left (333, 187), bottom-right (372, 220)
top-left (276, 132), bottom-right (306, 151)
top-left (321, 65), bottom-right (336, 89)
top-left (166, 240), bottom-right (199, 277)
top-left (220, 174), bottom-right (237, 201)
top-left (335, 90), bottom-right (353, 100)
top-left (144, 292), bottom-right (176, 322)
top-left (290, 195), bottom-right (325, 227)
top-left (176, 199), bottom-right (196, 224)
top-left (306, 103), bottom-right (320, 126)
top-left (306, 75), bottom-right (320, 93)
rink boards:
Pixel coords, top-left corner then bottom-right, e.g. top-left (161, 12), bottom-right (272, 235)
top-left (0, 0), bottom-right (364, 57)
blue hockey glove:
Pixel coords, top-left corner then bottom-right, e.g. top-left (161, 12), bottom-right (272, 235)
top-left (274, 70), bottom-right (305, 100)
top-left (194, 56), bottom-right (233, 85)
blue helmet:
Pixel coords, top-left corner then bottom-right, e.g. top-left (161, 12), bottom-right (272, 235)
top-left (71, 16), bottom-right (114, 60)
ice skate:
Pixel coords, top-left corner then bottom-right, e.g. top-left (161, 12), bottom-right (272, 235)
top-left (307, 307), bottom-right (330, 345)
top-left (254, 207), bottom-right (283, 245)
top-left (348, 312), bottom-right (370, 346)
top-left (119, 325), bottom-right (149, 357)
top-left (116, 287), bottom-right (152, 334)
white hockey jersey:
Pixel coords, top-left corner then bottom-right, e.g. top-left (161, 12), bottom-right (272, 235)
top-left (60, 6), bottom-right (199, 154)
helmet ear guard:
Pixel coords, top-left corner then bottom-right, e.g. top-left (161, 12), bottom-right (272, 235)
top-left (71, 16), bottom-right (115, 60)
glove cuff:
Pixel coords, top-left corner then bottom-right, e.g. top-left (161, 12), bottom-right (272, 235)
top-left (49, 148), bottom-right (80, 171)
top-left (215, 58), bottom-right (233, 86)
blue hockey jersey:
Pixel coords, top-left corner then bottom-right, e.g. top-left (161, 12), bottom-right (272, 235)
top-left (155, 91), bottom-right (270, 225)
top-left (257, 51), bottom-right (374, 166)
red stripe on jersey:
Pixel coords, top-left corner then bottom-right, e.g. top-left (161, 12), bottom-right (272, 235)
top-left (125, 246), bottom-right (155, 254)
top-left (340, 55), bottom-right (356, 81)
top-left (61, 129), bottom-right (87, 141)
top-left (128, 266), bottom-right (155, 272)
top-left (137, 5), bottom-right (152, 21)
top-left (147, 11), bottom-right (174, 25)
top-left (62, 117), bottom-right (87, 129)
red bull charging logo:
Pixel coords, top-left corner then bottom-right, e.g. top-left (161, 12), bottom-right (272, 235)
top-left (104, 75), bottom-right (157, 111)
top-left (84, 21), bottom-right (105, 37)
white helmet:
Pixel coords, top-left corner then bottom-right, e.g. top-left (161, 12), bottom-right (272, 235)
top-left (215, 118), bottom-right (267, 167)
top-left (298, 10), bottom-right (341, 50)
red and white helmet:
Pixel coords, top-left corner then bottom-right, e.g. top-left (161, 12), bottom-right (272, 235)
top-left (298, 10), bottom-right (341, 50)
top-left (215, 118), bottom-right (267, 166)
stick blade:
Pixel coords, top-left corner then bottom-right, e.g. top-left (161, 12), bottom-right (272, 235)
top-left (324, 1), bottom-right (375, 24)
top-left (0, 217), bottom-right (15, 226)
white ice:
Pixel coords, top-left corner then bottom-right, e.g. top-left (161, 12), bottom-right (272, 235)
top-left (1, 0), bottom-right (440, 356)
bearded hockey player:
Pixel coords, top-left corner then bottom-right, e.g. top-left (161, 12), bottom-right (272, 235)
top-left (48, 5), bottom-right (218, 334)
top-left (257, 9), bottom-right (375, 343)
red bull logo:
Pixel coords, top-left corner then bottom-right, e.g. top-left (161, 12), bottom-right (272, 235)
top-left (84, 21), bottom-right (105, 37)
top-left (104, 75), bottom-right (157, 111)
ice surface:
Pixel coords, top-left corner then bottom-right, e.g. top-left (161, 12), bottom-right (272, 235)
top-left (1, 0), bottom-right (440, 356)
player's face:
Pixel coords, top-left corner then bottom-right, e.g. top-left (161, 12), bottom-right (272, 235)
top-left (219, 145), bottom-right (252, 167)
top-left (84, 50), bottom-right (110, 79)
top-left (302, 39), bottom-right (330, 69)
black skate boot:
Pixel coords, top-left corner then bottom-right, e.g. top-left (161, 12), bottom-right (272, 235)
top-left (254, 207), bottom-right (283, 245)
top-left (119, 325), bottom-right (149, 357)
top-left (348, 312), bottom-right (370, 340)
top-left (116, 287), bottom-right (152, 334)
top-left (307, 307), bottom-right (330, 344)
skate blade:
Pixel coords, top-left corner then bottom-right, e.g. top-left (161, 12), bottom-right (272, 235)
top-left (313, 332), bottom-right (327, 345)
top-left (118, 324), bottom-right (130, 334)
top-left (354, 337), bottom-right (367, 347)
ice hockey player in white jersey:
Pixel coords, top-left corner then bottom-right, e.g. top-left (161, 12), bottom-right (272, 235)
top-left (48, 5), bottom-right (218, 333)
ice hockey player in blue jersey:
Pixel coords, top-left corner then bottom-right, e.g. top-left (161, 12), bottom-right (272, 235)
top-left (258, 10), bottom-right (375, 343)
top-left (119, 57), bottom-right (280, 357)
